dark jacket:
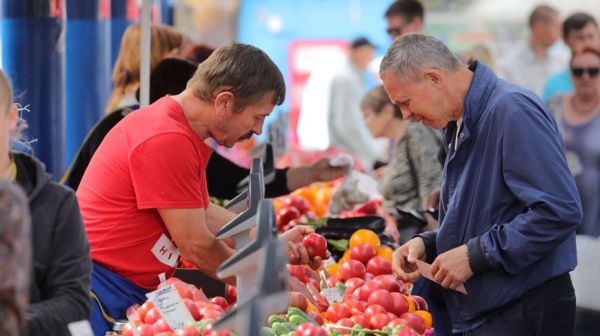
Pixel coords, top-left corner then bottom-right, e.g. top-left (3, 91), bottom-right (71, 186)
top-left (14, 153), bottom-right (92, 336)
top-left (419, 62), bottom-right (581, 332)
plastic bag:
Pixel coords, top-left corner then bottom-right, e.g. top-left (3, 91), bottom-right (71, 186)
top-left (329, 170), bottom-right (379, 214)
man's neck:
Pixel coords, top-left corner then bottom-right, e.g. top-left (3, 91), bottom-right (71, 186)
top-left (0, 154), bottom-right (13, 180)
top-left (172, 90), bottom-right (213, 140)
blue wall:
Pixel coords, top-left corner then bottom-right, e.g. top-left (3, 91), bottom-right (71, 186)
top-left (238, 0), bottom-right (395, 117)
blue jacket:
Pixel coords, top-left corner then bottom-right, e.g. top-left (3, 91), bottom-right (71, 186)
top-left (419, 62), bottom-right (581, 333)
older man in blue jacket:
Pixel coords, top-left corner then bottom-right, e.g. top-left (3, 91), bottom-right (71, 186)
top-left (381, 33), bottom-right (582, 335)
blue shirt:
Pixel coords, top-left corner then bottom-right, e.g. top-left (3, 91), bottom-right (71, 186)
top-left (542, 69), bottom-right (573, 102)
top-left (420, 62), bottom-right (581, 332)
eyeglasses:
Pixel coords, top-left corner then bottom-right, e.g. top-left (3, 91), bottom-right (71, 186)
top-left (571, 67), bottom-right (600, 78)
top-left (386, 27), bottom-right (403, 38)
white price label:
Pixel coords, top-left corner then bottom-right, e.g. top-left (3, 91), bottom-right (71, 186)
top-left (322, 287), bottom-right (342, 305)
top-left (146, 285), bottom-right (195, 331)
top-left (67, 320), bottom-right (94, 336)
top-left (323, 257), bottom-right (336, 268)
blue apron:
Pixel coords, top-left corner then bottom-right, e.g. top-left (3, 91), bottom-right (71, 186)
top-left (90, 262), bottom-right (148, 335)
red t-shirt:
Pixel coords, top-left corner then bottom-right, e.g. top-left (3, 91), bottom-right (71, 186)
top-left (77, 96), bottom-right (212, 290)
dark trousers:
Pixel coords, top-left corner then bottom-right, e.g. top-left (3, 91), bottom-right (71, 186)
top-left (460, 274), bottom-right (575, 336)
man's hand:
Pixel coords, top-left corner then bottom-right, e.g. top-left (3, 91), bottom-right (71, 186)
top-left (280, 225), bottom-right (324, 270)
top-left (392, 237), bottom-right (426, 283)
top-left (431, 244), bottom-right (474, 290)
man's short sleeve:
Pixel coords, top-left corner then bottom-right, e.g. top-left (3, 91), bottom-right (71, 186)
top-left (130, 133), bottom-right (206, 209)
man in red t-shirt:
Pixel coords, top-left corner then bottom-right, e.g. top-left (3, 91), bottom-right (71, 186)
top-left (77, 43), bottom-right (316, 334)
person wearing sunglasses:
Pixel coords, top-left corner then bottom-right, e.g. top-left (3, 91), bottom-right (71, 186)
top-left (547, 46), bottom-right (600, 335)
top-left (384, 0), bottom-right (425, 41)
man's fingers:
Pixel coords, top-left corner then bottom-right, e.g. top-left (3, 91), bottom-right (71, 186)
top-left (287, 242), bottom-right (299, 263)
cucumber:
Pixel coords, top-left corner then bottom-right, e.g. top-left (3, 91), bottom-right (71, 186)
top-left (270, 322), bottom-right (291, 336)
top-left (261, 327), bottom-right (276, 336)
top-left (288, 314), bottom-right (309, 327)
top-left (268, 315), bottom-right (287, 327)
top-left (286, 307), bottom-right (317, 325)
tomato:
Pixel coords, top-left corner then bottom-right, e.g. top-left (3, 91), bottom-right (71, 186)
top-left (326, 275), bottom-right (339, 288)
top-left (367, 256), bottom-right (393, 275)
top-left (136, 324), bottom-right (155, 336)
top-left (226, 285), bottom-right (236, 305)
top-left (295, 322), bottom-right (327, 336)
top-left (344, 277), bottom-right (365, 295)
top-left (175, 284), bottom-right (194, 301)
top-left (206, 329), bottom-right (231, 336)
top-left (144, 307), bottom-right (162, 325)
top-left (326, 302), bottom-right (351, 322)
top-left (307, 310), bottom-right (324, 325)
top-left (302, 233), bottom-right (328, 259)
top-left (152, 318), bottom-right (172, 333)
top-left (338, 260), bottom-right (366, 282)
top-left (176, 326), bottom-right (200, 336)
top-left (350, 314), bottom-right (371, 329)
top-left (288, 265), bottom-right (307, 282)
top-left (210, 296), bottom-right (229, 311)
top-left (387, 318), bottom-right (408, 328)
top-left (369, 313), bottom-right (391, 330)
top-left (277, 207), bottom-right (301, 227)
top-left (137, 300), bottom-right (154, 322)
top-left (336, 317), bottom-right (355, 334)
top-left (367, 289), bottom-right (395, 313)
top-left (364, 304), bottom-right (386, 317)
top-left (399, 312), bottom-right (426, 334)
top-left (283, 195), bottom-right (310, 215)
top-left (349, 243), bottom-right (377, 265)
top-left (354, 199), bottom-right (381, 215)
top-left (409, 295), bottom-right (428, 311)
top-left (387, 312), bottom-right (398, 321)
top-left (356, 282), bottom-right (383, 302)
top-left (182, 298), bottom-right (202, 321)
top-left (390, 292), bottom-right (409, 316)
top-left (343, 299), bottom-right (366, 315)
top-left (306, 277), bottom-right (321, 290)
top-left (349, 229), bottom-right (380, 250)
top-left (395, 326), bottom-right (420, 336)
top-left (190, 287), bottom-right (208, 303)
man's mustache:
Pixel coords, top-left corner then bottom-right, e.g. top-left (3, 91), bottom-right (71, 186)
top-left (238, 131), bottom-right (255, 141)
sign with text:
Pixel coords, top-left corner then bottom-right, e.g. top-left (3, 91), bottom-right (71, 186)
top-left (146, 285), bottom-right (195, 331)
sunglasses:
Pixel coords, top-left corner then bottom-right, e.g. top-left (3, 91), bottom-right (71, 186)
top-left (571, 67), bottom-right (600, 78)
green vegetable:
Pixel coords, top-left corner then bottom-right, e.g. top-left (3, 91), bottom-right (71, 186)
top-left (270, 322), bottom-right (292, 335)
top-left (288, 314), bottom-right (309, 327)
top-left (261, 327), bottom-right (276, 336)
top-left (303, 217), bottom-right (328, 229)
top-left (286, 307), bottom-right (315, 324)
top-left (326, 238), bottom-right (349, 251)
top-left (268, 315), bottom-right (287, 327)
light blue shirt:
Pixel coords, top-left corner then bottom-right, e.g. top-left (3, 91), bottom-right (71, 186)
top-left (542, 69), bottom-right (573, 102)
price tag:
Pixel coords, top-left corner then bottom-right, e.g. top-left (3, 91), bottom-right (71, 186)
top-left (322, 287), bottom-right (342, 305)
top-left (67, 320), bottom-right (94, 336)
top-left (146, 285), bottom-right (195, 331)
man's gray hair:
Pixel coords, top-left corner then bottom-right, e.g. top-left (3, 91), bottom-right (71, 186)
top-left (379, 33), bottom-right (462, 82)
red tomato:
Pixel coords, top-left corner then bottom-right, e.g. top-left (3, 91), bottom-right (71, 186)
top-left (306, 277), bottom-right (321, 290)
top-left (369, 313), bottom-right (391, 330)
top-left (295, 322), bottom-right (327, 336)
top-left (350, 314), bottom-right (371, 329)
top-left (349, 243), bottom-right (377, 265)
top-left (367, 289), bottom-right (395, 313)
top-left (206, 329), bottom-right (230, 336)
top-left (399, 312), bottom-right (426, 334)
top-left (364, 304), bottom-right (387, 317)
top-left (367, 256), bottom-right (393, 275)
top-left (176, 326), bottom-right (201, 336)
top-left (343, 299), bottom-right (367, 315)
top-left (136, 324), bottom-right (155, 336)
top-left (391, 292), bottom-right (409, 316)
top-left (326, 276), bottom-right (339, 288)
top-left (387, 312), bottom-right (398, 321)
top-left (226, 285), bottom-right (237, 305)
top-left (354, 199), bottom-right (382, 215)
top-left (210, 296), bottom-right (229, 311)
top-left (277, 207), bottom-right (301, 227)
top-left (344, 277), bottom-right (365, 295)
top-left (302, 233), bottom-right (328, 259)
top-left (137, 300), bottom-right (154, 322)
top-left (326, 302), bottom-right (351, 323)
top-left (182, 298), bottom-right (202, 321)
top-left (387, 318), bottom-right (408, 328)
top-left (338, 260), bottom-right (366, 282)
top-left (283, 195), bottom-right (310, 215)
top-left (373, 275), bottom-right (402, 293)
top-left (356, 282), bottom-right (383, 302)
top-left (175, 284), bottom-right (194, 301)
top-left (144, 307), bottom-right (162, 325)
top-left (152, 318), bottom-right (172, 333)
top-left (395, 326), bottom-right (420, 336)
top-left (409, 295), bottom-right (429, 311)
top-left (307, 310), bottom-right (324, 325)
top-left (336, 317), bottom-right (355, 334)
top-left (288, 265), bottom-right (307, 282)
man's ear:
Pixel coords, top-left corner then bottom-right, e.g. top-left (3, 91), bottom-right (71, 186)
top-left (214, 91), bottom-right (234, 117)
top-left (424, 69), bottom-right (443, 89)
